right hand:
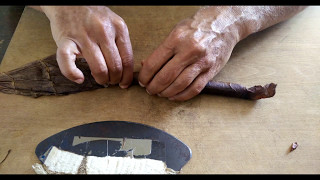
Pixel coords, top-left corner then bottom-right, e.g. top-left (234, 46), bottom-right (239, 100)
top-left (41, 6), bottom-right (134, 88)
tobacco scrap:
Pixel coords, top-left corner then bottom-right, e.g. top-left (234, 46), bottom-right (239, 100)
top-left (0, 149), bottom-right (11, 165)
top-left (0, 54), bottom-right (276, 100)
top-left (290, 142), bottom-right (298, 152)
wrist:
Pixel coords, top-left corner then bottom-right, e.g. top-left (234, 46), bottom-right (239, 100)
top-left (40, 6), bottom-right (60, 21)
top-left (192, 6), bottom-right (246, 45)
top-left (192, 6), bottom-right (272, 44)
top-left (225, 6), bottom-right (307, 40)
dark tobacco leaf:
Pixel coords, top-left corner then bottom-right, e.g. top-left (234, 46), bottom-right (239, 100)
top-left (0, 54), bottom-right (276, 100)
top-left (0, 54), bottom-right (103, 97)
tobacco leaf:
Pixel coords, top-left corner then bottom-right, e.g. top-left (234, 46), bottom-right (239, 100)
top-left (0, 54), bottom-right (103, 98)
top-left (0, 54), bottom-right (276, 100)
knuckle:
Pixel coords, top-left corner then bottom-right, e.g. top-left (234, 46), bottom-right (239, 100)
top-left (121, 51), bottom-right (134, 63)
top-left (198, 58), bottom-right (214, 69)
top-left (160, 42), bottom-right (175, 55)
top-left (174, 77), bottom-right (190, 90)
top-left (170, 32), bottom-right (183, 44)
top-left (121, 55), bottom-right (134, 68)
top-left (191, 84), bottom-right (204, 95)
top-left (92, 65), bottom-right (108, 77)
top-left (57, 49), bottom-right (69, 59)
top-left (157, 72), bottom-right (173, 86)
top-left (142, 60), bottom-right (155, 73)
top-left (89, 16), bottom-right (106, 32)
top-left (109, 63), bottom-right (122, 75)
top-left (189, 42), bottom-right (206, 56)
top-left (61, 68), bottom-right (77, 80)
top-left (114, 17), bottom-right (128, 30)
top-left (57, 47), bottom-right (73, 59)
top-left (169, 27), bottom-right (185, 44)
top-left (173, 80), bottom-right (185, 90)
top-left (171, 25), bottom-right (185, 36)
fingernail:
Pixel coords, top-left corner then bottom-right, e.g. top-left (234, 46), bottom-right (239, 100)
top-left (75, 78), bottom-right (84, 84)
top-left (139, 81), bottom-right (145, 87)
top-left (119, 84), bottom-right (129, 89)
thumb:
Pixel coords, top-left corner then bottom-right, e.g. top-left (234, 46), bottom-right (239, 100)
top-left (56, 38), bottom-right (85, 84)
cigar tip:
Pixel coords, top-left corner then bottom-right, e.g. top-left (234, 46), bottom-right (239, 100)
top-left (247, 82), bottom-right (277, 100)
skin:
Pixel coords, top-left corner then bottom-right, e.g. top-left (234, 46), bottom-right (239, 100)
top-left (30, 6), bottom-right (306, 101)
top-left (138, 6), bottom-right (306, 101)
top-left (30, 6), bottom-right (134, 88)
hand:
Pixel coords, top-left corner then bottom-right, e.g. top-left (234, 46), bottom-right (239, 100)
top-left (138, 7), bottom-right (241, 101)
top-left (41, 6), bottom-right (134, 88)
top-left (138, 6), bottom-right (306, 101)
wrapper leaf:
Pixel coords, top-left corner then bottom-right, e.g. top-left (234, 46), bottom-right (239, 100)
top-left (202, 81), bottom-right (277, 100)
top-left (0, 54), bottom-right (276, 100)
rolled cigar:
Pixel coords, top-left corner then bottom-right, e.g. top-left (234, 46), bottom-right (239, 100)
top-left (0, 54), bottom-right (276, 99)
top-left (202, 81), bottom-right (277, 100)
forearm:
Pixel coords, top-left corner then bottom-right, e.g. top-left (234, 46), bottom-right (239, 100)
top-left (28, 6), bottom-right (76, 21)
top-left (28, 6), bottom-right (69, 21)
top-left (237, 6), bottom-right (307, 39)
top-left (192, 6), bottom-right (307, 42)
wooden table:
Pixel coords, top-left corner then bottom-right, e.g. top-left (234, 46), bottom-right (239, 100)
top-left (0, 6), bottom-right (24, 63)
top-left (0, 6), bottom-right (319, 174)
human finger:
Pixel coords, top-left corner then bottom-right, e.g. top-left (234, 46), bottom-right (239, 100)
top-left (158, 62), bottom-right (206, 98)
top-left (56, 38), bottom-right (84, 84)
top-left (138, 42), bottom-right (174, 87)
top-left (80, 39), bottom-right (109, 85)
top-left (115, 24), bottom-right (134, 89)
top-left (168, 71), bottom-right (211, 101)
top-left (144, 52), bottom-right (195, 95)
top-left (99, 39), bottom-right (123, 85)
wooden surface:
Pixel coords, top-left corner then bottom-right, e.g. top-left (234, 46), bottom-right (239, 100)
top-left (0, 6), bottom-right (24, 64)
top-left (0, 6), bottom-right (319, 174)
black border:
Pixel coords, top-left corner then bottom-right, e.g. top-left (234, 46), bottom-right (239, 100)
top-left (0, 0), bottom-right (319, 6)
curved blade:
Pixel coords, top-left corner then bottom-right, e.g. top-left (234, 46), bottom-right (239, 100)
top-left (35, 121), bottom-right (192, 171)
